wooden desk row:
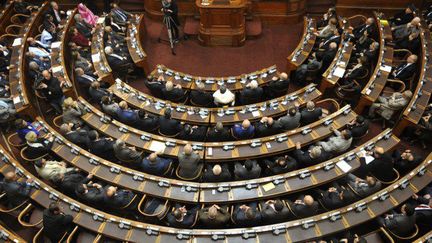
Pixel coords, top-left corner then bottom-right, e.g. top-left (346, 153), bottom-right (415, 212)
top-left (80, 97), bottom-right (356, 161)
top-left (126, 14), bottom-right (150, 74)
top-left (91, 16), bottom-right (114, 84)
top-left (395, 28), bottom-right (432, 136)
top-left (36, 113), bottom-right (398, 203)
top-left (50, 9), bottom-right (77, 98)
top-left (0, 1), bottom-right (15, 36)
top-left (149, 64), bottom-right (278, 92)
top-left (413, 230), bottom-right (432, 243)
top-left (110, 82), bottom-right (321, 125)
top-left (9, 2), bottom-right (49, 118)
top-left (4, 143), bottom-right (431, 242)
top-left (286, 17), bottom-right (317, 73)
top-left (355, 12), bottom-right (394, 114)
top-left (0, 224), bottom-right (26, 243)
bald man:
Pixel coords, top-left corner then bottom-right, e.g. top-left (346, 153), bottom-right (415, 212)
top-left (177, 144), bottom-right (202, 179)
top-left (393, 17), bottom-right (421, 41)
top-left (162, 81), bottom-right (186, 102)
top-left (318, 42), bottom-right (338, 72)
top-left (140, 152), bottom-right (172, 175)
top-left (365, 147), bottom-right (395, 182)
top-left (232, 119), bottom-right (255, 139)
top-left (0, 171), bottom-right (33, 207)
top-left (103, 185), bottom-right (135, 208)
top-left (255, 117), bottom-right (279, 137)
top-left (287, 195), bottom-right (319, 218)
top-left (203, 164), bottom-right (232, 182)
top-left (207, 122), bottom-right (231, 142)
top-left (352, 17), bottom-right (376, 39)
top-left (265, 72), bottom-right (290, 98)
top-left (190, 82), bottom-right (213, 107)
top-left (198, 204), bottom-right (230, 228)
top-left (240, 80), bottom-right (263, 105)
top-left (390, 54), bottom-right (418, 83)
top-left (37, 70), bottom-right (65, 113)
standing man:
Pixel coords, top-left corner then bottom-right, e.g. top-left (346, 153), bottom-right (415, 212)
top-left (162, 0), bottom-right (180, 42)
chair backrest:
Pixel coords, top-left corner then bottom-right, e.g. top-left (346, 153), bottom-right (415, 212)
top-left (382, 224), bottom-right (419, 240)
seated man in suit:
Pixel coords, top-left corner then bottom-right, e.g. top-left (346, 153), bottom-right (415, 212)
top-left (100, 96), bottom-right (120, 117)
top-left (0, 171), bottom-right (33, 207)
top-left (105, 46), bottom-right (133, 77)
top-left (260, 199), bottom-right (290, 224)
top-left (395, 31), bottom-right (421, 53)
top-left (207, 122), bottom-right (231, 142)
top-left (287, 195), bottom-right (319, 218)
top-left (317, 127), bottom-right (353, 154)
top-left (190, 82), bottom-right (213, 107)
top-left (301, 101), bottom-right (322, 125)
top-left (145, 75), bottom-right (165, 97)
top-left (346, 173), bottom-right (381, 198)
top-left (392, 17), bottom-right (421, 41)
top-left (234, 160), bottom-right (261, 180)
top-left (318, 42), bottom-right (338, 73)
top-left (88, 130), bottom-right (115, 161)
top-left (177, 144), bottom-right (202, 179)
top-left (232, 202), bottom-right (262, 227)
top-left (52, 171), bottom-right (93, 196)
top-left (162, 81), bottom-right (187, 103)
top-left (318, 186), bottom-right (347, 210)
top-left (264, 72), bottom-right (289, 99)
top-left (240, 80), bottom-right (263, 105)
top-left (135, 109), bottom-right (159, 132)
top-left (275, 106), bottom-right (301, 131)
top-left (293, 57), bottom-right (322, 84)
top-left (377, 204), bottom-right (416, 236)
top-left (75, 181), bottom-right (105, 205)
top-left (232, 119), bottom-right (255, 139)
top-left (412, 193), bottom-right (432, 224)
top-left (178, 124), bottom-right (207, 141)
top-left (167, 204), bottom-right (199, 228)
top-left (255, 117), bottom-right (279, 137)
top-left (351, 17), bottom-right (376, 40)
top-left (103, 186), bottom-right (135, 208)
top-left (341, 56), bottom-right (369, 85)
top-left (43, 202), bottom-right (74, 243)
top-left (59, 123), bottom-right (90, 149)
top-left (392, 149), bottom-right (422, 174)
top-left (88, 81), bottom-right (109, 103)
top-left (158, 109), bottom-right (182, 137)
top-left (116, 101), bottom-right (138, 125)
top-left (390, 4), bottom-right (415, 26)
top-left (368, 90), bottom-right (412, 121)
top-left (315, 18), bottom-right (338, 39)
top-left (316, 28), bottom-right (341, 52)
top-left (347, 116), bottom-right (369, 138)
top-left (213, 85), bottom-right (235, 106)
top-left (198, 204), bottom-right (230, 228)
top-left (14, 0), bottom-right (38, 15)
top-left (264, 155), bottom-right (297, 175)
top-left (74, 14), bottom-right (94, 39)
top-left (365, 147), bottom-right (396, 182)
top-left (75, 67), bottom-right (99, 87)
top-left (140, 152), bottom-right (172, 176)
top-left (389, 54), bottom-right (418, 84)
top-left (34, 158), bottom-right (75, 182)
top-left (293, 142), bottom-right (331, 166)
top-left (113, 139), bottom-right (142, 165)
top-left (110, 3), bottom-right (132, 27)
top-left (202, 164), bottom-right (232, 182)
top-left (37, 70), bottom-right (65, 114)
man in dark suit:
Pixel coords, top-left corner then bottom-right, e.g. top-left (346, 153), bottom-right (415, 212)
top-left (240, 80), bottom-right (263, 105)
top-left (346, 173), bottom-right (381, 198)
top-left (43, 202), bottom-right (73, 242)
top-left (162, 81), bottom-right (187, 103)
top-left (0, 171), bottom-right (32, 207)
top-left (301, 101), bottom-right (322, 125)
top-left (342, 56), bottom-right (369, 85)
top-left (352, 17), bottom-right (376, 40)
top-left (145, 75), bottom-right (165, 97)
top-left (103, 186), bottom-right (135, 208)
top-left (167, 204), bottom-right (199, 228)
top-left (206, 122), bottom-right (231, 142)
top-left (116, 101), bottom-right (138, 125)
top-left (287, 195), bottom-right (319, 218)
top-left (190, 82), bottom-right (213, 107)
top-left (75, 67), bottom-right (98, 87)
top-left (89, 81), bottom-right (110, 103)
top-left (110, 3), bottom-right (131, 26)
top-left (177, 144), bottom-right (202, 179)
top-left (395, 32), bottom-right (421, 53)
top-left (390, 5), bottom-right (415, 26)
top-left (413, 194), bottom-right (432, 224)
top-left (316, 28), bottom-right (341, 51)
top-left (105, 46), bottom-right (133, 77)
top-left (264, 155), bottom-right (297, 175)
top-left (260, 199), bottom-right (290, 224)
top-left (178, 124), bottom-right (207, 141)
top-left (234, 160), bottom-right (261, 180)
top-left (88, 130), bottom-right (115, 161)
top-left (159, 109), bottom-right (182, 137)
top-left (390, 54), bottom-right (417, 84)
top-left (74, 14), bottom-right (94, 39)
top-left (318, 184), bottom-right (355, 210)
top-left (232, 202), bottom-right (262, 227)
top-left (264, 72), bottom-right (290, 99)
top-left (292, 142), bottom-right (331, 166)
top-left (140, 152), bottom-right (172, 176)
top-left (317, 42), bottom-right (338, 73)
top-left (113, 139), bottom-right (142, 165)
top-left (392, 149), bottom-right (422, 175)
top-left (47, 2), bottom-right (65, 26)
top-left (377, 204), bottom-right (416, 236)
top-left (366, 147), bottom-right (396, 182)
top-left (275, 106), bottom-right (301, 131)
top-left (255, 117), bottom-right (279, 137)
top-left (52, 172), bottom-right (92, 196)
top-left (37, 70), bottom-right (65, 114)
top-left (60, 123), bottom-right (91, 149)
top-left (135, 110), bottom-right (159, 132)
top-left (347, 116), bottom-right (369, 138)
top-left (202, 164), bottom-right (231, 182)
top-left (75, 181), bottom-right (105, 205)
top-left (198, 204), bottom-right (230, 228)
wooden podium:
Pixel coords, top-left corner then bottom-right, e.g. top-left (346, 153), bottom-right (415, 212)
top-left (196, 0), bottom-right (246, 47)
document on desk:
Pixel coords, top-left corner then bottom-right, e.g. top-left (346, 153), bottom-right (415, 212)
top-left (52, 66), bottom-right (63, 75)
top-left (12, 96), bottom-right (21, 105)
top-left (262, 182), bottom-right (276, 192)
top-left (363, 155), bottom-right (375, 165)
top-left (336, 160), bottom-right (352, 173)
top-left (333, 67), bottom-right (346, 78)
top-left (380, 65), bottom-right (392, 73)
top-left (149, 141), bottom-right (166, 153)
top-left (12, 38), bottom-right (22, 47)
top-left (92, 54), bottom-right (101, 63)
top-left (252, 110), bottom-right (261, 117)
top-left (51, 42), bottom-right (61, 49)
top-left (97, 17), bottom-right (106, 25)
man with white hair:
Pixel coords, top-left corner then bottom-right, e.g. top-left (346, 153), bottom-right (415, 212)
top-left (390, 54), bottom-right (418, 83)
top-left (392, 17), bottom-right (421, 40)
top-left (177, 144), bottom-right (202, 180)
top-left (190, 82), bottom-right (213, 106)
top-left (113, 139), bottom-right (142, 165)
top-left (105, 45), bottom-right (133, 79)
top-left (368, 90), bottom-right (413, 120)
top-left (352, 17), bottom-right (376, 39)
top-left (213, 85), bottom-right (235, 106)
top-left (240, 80), bottom-right (263, 104)
top-left (301, 101), bottom-right (323, 125)
top-left (203, 164), bottom-right (232, 182)
top-left (162, 80), bottom-right (186, 102)
top-left (265, 72), bottom-right (290, 98)
top-left (293, 142), bottom-right (331, 166)
top-left (74, 14), bottom-right (94, 38)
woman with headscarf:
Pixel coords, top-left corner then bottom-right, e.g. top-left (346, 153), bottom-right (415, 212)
top-left (78, 3), bottom-right (98, 27)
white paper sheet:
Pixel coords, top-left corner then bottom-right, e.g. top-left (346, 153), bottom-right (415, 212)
top-left (380, 65), bottom-right (392, 73)
top-left (12, 38), bottom-right (22, 47)
top-left (92, 54), bottom-right (101, 63)
top-left (51, 42), bottom-right (61, 49)
top-left (149, 141), bottom-right (166, 153)
top-left (336, 160), bottom-right (352, 173)
top-left (333, 67), bottom-right (346, 78)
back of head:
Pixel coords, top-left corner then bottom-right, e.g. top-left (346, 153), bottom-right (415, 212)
top-left (242, 119), bottom-right (251, 128)
top-left (196, 82), bottom-right (205, 90)
top-left (59, 123), bottom-right (70, 134)
top-left (279, 72), bottom-right (288, 80)
top-left (366, 176), bottom-right (376, 187)
top-left (165, 81), bottom-right (174, 91)
top-left (310, 146), bottom-right (322, 158)
top-left (274, 200), bottom-right (284, 212)
top-left (343, 130), bottom-right (352, 140)
top-left (138, 109), bottom-right (146, 118)
top-left (208, 206), bottom-right (218, 219)
top-left (212, 164), bottom-right (222, 176)
top-left (306, 101), bottom-right (315, 110)
top-left (48, 202), bottom-right (60, 214)
top-left (183, 144), bottom-right (193, 156)
top-left (25, 131), bottom-right (38, 142)
top-left (304, 195), bottom-right (314, 206)
top-left (356, 116), bottom-right (365, 124)
top-left (329, 42), bottom-right (337, 49)
top-left (104, 46), bottom-right (113, 55)
top-left (245, 208), bottom-right (256, 219)
top-left (88, 130), bottom-right (98, 141)
top-left (164, 108), bottom-right (172, 119)
top-left (403, 90), bottom-right (413, 99)
top-left (244, 160), bottom-right (253, 170)
top-left (219, 85), bottom-right (227, 94)
top-left (4, 171), bottom-right (15, 182)
top-left (119, 101), bottom-right (128, 110)
top-left (288, 107), bottom-right (297, 117)
top-left (149, 152), bottom-right (158, 162)
top-left (15, 118), bottom-right (25, 129)
top-left (101, 96), bottom-right (110, 105)
top-left (249, 80), bottom-right (258, 89)
top-left (215, 122), bottom-right (224, 131)
top-left (173, 208), bottom-right (183, 220)
top-left (114, 139), bottom-right (125, 149)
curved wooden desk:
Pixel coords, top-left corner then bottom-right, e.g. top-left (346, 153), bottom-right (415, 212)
top-left (91, 16), bottom-right (114, 84)
top-left (127, 14), bottom-right (150, 74)
top-left (287, 17), bottom-right (317, 73)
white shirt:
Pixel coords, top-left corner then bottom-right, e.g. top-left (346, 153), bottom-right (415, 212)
top-left (29, 46), bottom-right (50, 58)
top-left (213, 89), bottom-right (235, 105)
top-left (41, 29), bottom-right (53, 47)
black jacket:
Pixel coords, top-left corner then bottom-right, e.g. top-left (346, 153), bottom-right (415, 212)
top-left (206, 127), bottom-right (231, 142)
top-left (348, 120), bottom-right (369, 138)
top-left (43, 209), bottom-right (73, 242)
top-left (287, 196), bottom-right (319, 218)
top-left (162, 88), bottom-right (186, 103)
top-left (0, 180), bottom-right (32, 207)
top-left (240, 87), bottom-right (263, 105)
top-left (65, 129), bottom-right (90, 149)
top-left (367, 153), bottom-right (395, 182)
top-left (301, 108), bottom-right (322, 125)
top-left (190, 90), bottom-right (213, 107)
top-left (89, 138), bottom-right (115, 160)
top-left (254, 122), bottom-right (279, 137)
top-left (264, 78), bottom-right (289, 98)
top-left (202, 164), bottom-right (232, 182)
top-left (158, 116), bottom-right (182, 136)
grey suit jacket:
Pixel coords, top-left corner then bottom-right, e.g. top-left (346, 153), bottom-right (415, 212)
top-left (178, 152), bottom-right (201, 178)
top-left (275, 113), bottom-right (301, 131)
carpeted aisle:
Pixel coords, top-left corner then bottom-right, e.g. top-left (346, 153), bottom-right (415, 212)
top-left (142, 16), bottom-right (303, 76)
